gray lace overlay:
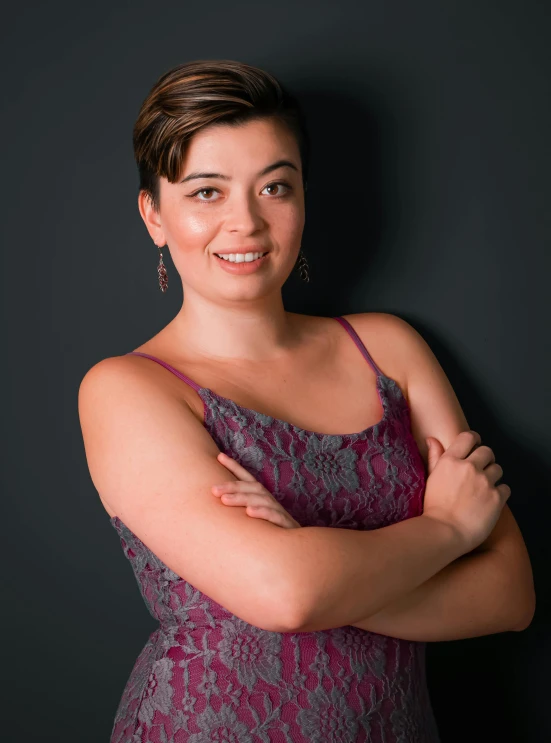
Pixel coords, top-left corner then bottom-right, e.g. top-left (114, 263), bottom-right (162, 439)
top-left (109, 374), bottom-right (441, 742)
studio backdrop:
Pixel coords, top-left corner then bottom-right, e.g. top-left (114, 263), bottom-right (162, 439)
top-left (2, 1), bottom-right (548, 741)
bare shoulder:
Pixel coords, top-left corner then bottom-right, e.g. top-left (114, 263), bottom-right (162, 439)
top-left (77, 354), bottom-right (299, 632)
top-left (347, 313), bottom-right (530, 573)
top-left (342, 312), bottom-right (470, 466)
top-left (77, 355), bottom-right (212, 508)
top-left (338, 312), bottom-right (411, 394)
top-left (78, 353), bottom-right (223, 525)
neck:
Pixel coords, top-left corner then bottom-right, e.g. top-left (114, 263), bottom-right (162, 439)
top-left (167, 288), bottom-right (300, 363)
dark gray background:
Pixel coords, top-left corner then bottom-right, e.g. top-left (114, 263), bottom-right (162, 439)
top-left (2, 1), bottom-right (549, 741)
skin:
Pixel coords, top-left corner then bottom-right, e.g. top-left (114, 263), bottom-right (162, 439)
top-left (137, 117), bottom-right (506, 540)
top-left (89, 115), bottom-right (534, 634)
top-left (139, 117), bottom-right (307, 364)
top-left (138, 116), bottom-right (341, 521)
top-left (99, 114), bottom-right (397, 522)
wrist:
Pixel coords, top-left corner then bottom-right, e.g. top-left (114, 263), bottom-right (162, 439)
top-left (419, 513), bottom-right (469, 559)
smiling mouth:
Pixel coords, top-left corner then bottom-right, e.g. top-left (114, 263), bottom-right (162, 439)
top-left (214, 251), bottom-right (269, 263)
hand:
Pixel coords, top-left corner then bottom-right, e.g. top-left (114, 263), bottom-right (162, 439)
top-left (422, 430), bottom-right (511, 553)
top-left (211, 452), bottom-right (301, 529)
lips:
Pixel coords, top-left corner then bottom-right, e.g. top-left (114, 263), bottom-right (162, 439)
top-left (213, 251), bottom-right (270, 273)
top-left (212, 248), bottom-right (269, 256)
top-left (214, 253), bottom-right (269, 260)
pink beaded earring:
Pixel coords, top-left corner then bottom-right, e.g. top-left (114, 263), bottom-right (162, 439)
top-left (296, 248), bottom-right (310, 283)
top-left (156, 244), bottom-right (168, 293)
top-left (296, 182), bottom-right (310, 282)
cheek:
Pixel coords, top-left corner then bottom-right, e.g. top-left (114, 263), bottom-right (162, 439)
top-left (186, 214), bottom-right (216, 236)
top-left (170, 211), bottom-right (218, 249)
top-left (276, 203), bottom-right (304, 241)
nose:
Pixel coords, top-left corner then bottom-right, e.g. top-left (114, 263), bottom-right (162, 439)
top-left (224, 191), bottom-right (265, 234)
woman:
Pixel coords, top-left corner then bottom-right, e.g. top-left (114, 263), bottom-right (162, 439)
top-left (78, 59), bottom-right (532, 742)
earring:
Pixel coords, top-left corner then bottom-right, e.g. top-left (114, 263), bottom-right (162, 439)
top-left (296, 248), bottom-right (310, 283)
top-left (156, 244), bottom-right (168, 293)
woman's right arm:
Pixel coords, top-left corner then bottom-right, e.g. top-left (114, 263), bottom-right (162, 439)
top-left (78, 356), bottom-right (305, 633)
top-left (282, 515), bottom-right (466, 632)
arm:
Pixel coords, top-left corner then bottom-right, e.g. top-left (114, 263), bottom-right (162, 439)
top-left (287, 515), bottom-right (467, 632)
top-left (349, 502), bottom-right (537, 641)
top-left (360, 499), bottom-right (537, 642)
top-left (348, 314), bottom-right (535, 641)
top-left (349, 543), bottom-right (534, 641)
top-left (289, 313), bottom-right (535, 636)
top-left (78, 357), bottom-right (301, 633)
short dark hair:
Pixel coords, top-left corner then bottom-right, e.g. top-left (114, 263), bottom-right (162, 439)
top-left (133, 59), bottom-right (311, 212)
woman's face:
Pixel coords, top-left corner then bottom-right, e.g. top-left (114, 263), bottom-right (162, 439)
top-left (140, 117), bottom-right (305, 303)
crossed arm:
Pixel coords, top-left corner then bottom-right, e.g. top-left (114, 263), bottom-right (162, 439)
top-left (323, 314), bottom-right (536, 641)
top-left (349, 504), bottom-right (536, 641)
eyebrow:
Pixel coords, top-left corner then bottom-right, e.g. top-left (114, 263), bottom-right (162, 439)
top-left (179, 159), bottom-right (299, 184)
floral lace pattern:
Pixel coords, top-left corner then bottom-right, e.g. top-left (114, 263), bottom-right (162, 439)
top-left (109, 365), bottom-right (441, 742)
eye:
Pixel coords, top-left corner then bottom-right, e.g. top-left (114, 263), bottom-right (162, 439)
top-left (187, 180), bottom-right (292, 204)
top-left (261, 181), bottom-right (292, 197)
top-left (188, 188), bottom-right (219, 202)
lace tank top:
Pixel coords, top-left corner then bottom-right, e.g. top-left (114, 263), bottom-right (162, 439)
top-left (108, 315), bottom-right (440, 743)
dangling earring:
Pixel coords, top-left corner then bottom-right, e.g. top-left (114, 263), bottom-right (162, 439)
top-left (156, 243), bottom-right (168, 293)
top-left (297, 248), bottom-right (310, 283)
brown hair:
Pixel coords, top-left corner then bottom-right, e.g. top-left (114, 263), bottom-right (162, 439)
top-left (133, 59), bottom-right (311, 212)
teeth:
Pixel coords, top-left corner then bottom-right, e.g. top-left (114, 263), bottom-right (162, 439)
top-left (215, 251), bottom-right (266, 263)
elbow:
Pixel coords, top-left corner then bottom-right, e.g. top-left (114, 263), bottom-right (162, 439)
top-left (252, 587), bottom-right (306, 634)
top-left (513, 612), bottom-right (535, 632)
top-left (256, 529), bottom-right (329, 633)
top-left (513, 594), bottom-right (536, 632)
top-left (236, 583), bottom-right (298, 633)
top-left (252, 532), bottom-right (315, 633)
top-left (281, 577), bottom-right (321, 633)
top-left (272, 568), bottom-right (314, 633)
top-left (276, 581), bottom-right (312, 633)
top-left (511, 580), bottom-right (536, 631)
top-left (249, 560), bottom-right (309, 634)
top-left (494, 547), bottom-right (537, 633)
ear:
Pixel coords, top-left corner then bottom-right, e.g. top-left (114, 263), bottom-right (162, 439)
top-left (138, 190), bottom-right (166, 246)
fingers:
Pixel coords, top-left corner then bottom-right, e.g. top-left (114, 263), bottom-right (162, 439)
top-left (213, 480), bottom-right (301, 529)
top-left (497, 482), bottom-right (512, 501)
top-left (445, 430), bottom-right (482, 459)
top-left (469, 444), bottom-right (496, 469)
top-left (482, 461), bottom-right (503, 486)
top-left (445, 433), bottom-right (508, 498)
top-left (212, 481), bottom-right (266, 495)
top-left (216, 452), bottom-right (256, 481)
top-left (220, 492), bottom-right (270, 507)
top-left (220, 496), bottom-right (298, 529)
top-left (245, 506), bottom-right (293, 528)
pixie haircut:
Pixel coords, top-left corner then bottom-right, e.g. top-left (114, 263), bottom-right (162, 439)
top-left (133, 59), bottom-right (311, 213)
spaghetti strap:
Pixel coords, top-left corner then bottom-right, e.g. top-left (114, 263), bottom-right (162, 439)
top-left (125, 351), bottom-right (203, 392)
top-left (333, 316), bottom-right (384, 377)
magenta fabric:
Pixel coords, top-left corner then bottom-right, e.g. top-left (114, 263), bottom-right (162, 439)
top-left (108, 316), bottom-right (441, 742)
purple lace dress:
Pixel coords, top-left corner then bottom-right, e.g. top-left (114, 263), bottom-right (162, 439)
top-left (109, 315), bottom-right (441, 742)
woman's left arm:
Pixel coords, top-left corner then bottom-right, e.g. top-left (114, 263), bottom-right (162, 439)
top-left (350, 505), bottom-right (536, 641)
top-left (347, 313), bottom-right (536, 641)
top-left (213, 314), bottom-right (536, 640)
